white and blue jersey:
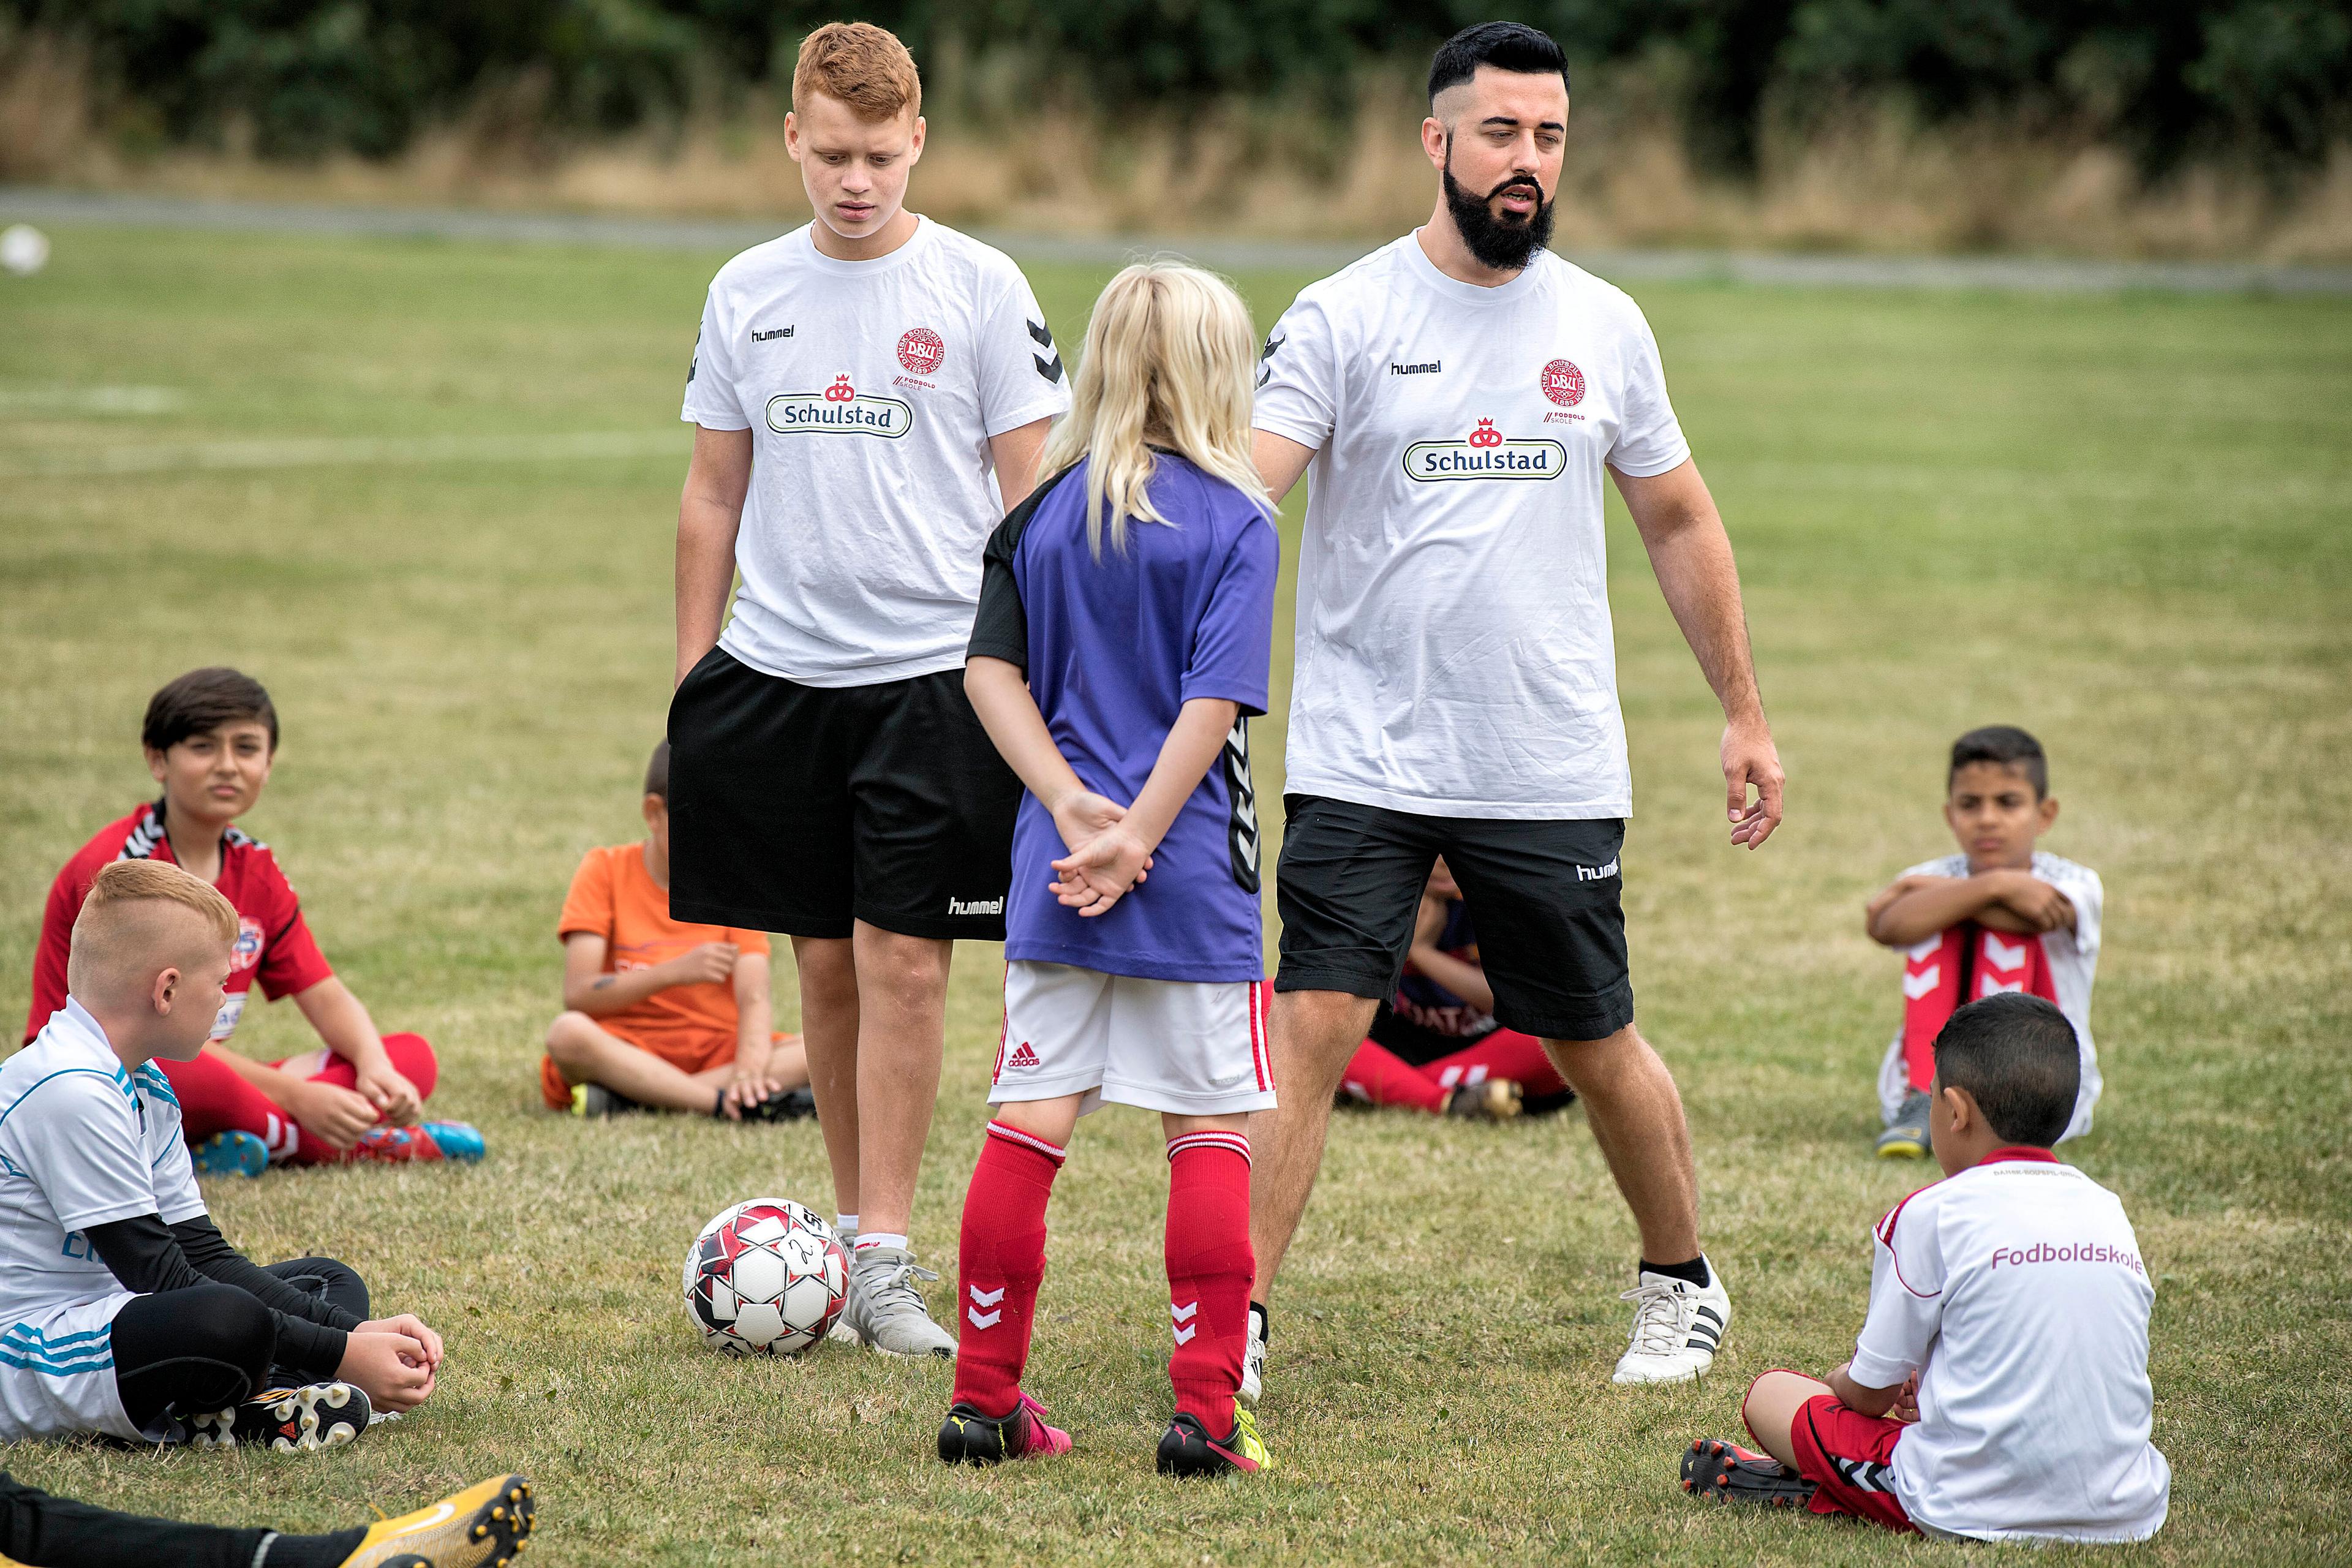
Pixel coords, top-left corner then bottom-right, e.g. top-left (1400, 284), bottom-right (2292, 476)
top-left (0, 999), bottom-right (205, 1440)
top-left (968, 453), bottom-right (1279, 982)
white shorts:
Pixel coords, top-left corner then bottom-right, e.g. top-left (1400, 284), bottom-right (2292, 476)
top-left (0, 1292), bottom-right (142, 1443)
top-left (992, 962), bottom-right (1276, 1118)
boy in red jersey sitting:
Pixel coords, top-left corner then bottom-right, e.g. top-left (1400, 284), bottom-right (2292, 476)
top-left (24, 669), bottom-right (480, 1173)
top-left (1863, 726), bottom-right (2103, 1158)
top-left (1338, 859), bottom-right (1575, 1121)
top-left (1680, 993), bottom-right (2168, 1544)
top-left (541, 742), bottom-right (811, 1120)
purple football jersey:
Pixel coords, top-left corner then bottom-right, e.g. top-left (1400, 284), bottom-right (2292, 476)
top-left (968, 453), bottom-right (1278, 981)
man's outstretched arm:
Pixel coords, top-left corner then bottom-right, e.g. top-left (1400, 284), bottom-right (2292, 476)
top-left (676, 425), bottom-right (754, 686)
top-left (1611, 458), bottom-right (1784, 850)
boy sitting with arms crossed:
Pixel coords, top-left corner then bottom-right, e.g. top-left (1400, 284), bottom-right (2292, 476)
top-left (2, 861), bottom-right (445, 1460)
top-left (1338, 857), bottom-right (1576, 1122)
top-left (1682, 992), bottom-right (2168, 1543)
top-left (1864, 725), bottom-right (2103, 1157)
top-left (26, 667), bottom-right (480, 1172)
top-left (542, 741), bottom-right (812, 1120)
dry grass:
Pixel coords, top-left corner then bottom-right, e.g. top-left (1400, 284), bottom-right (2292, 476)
top-left (7, 39), bottom-right (2351, 262)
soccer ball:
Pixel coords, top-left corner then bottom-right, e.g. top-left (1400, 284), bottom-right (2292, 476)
top-left (682, 1197), bottom-right (849, 1356)
top-left (0, 225), bottom-right (48, 277)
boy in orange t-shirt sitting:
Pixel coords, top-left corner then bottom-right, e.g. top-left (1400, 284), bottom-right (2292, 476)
top-left (541, 742), bottom-right (811, 1119)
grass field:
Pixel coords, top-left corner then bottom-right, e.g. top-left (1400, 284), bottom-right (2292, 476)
top-left (1, 225), bottom-right (2348, 1566)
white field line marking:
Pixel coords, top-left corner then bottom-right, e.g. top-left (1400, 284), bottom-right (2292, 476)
top-left (0, 383), bottom-right (185, 414)
top-left (0, 429), bottom-right (685, 480)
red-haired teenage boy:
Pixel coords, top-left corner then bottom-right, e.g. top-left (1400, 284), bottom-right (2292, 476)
top-left (24, 668), bottom-right (480, 1172)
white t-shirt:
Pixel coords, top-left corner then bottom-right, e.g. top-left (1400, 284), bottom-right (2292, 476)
top-left (0, 1001), bottom-right (205, 1326)
top-left (1877, 851), bottom-right (2105, 1139)
top-left (1854, 1151), bottom-right (2169, 1542)
top-left (682, 216), bottom-right (1072, 687)
top-left (1253, 235), bottom-right (1691, 818)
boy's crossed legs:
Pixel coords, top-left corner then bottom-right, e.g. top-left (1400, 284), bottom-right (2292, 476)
top-left (543, 1013), bottom-right (809, 1117)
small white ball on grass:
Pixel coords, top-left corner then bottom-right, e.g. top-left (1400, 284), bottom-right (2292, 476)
top-left (1, 224), bottom-right (51, 276)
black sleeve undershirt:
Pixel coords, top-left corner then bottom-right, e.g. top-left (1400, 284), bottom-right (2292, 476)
top-left (83, 1213), bottom-right (357, 1381)
top-left (967, 464), bottom-right (1077, 671)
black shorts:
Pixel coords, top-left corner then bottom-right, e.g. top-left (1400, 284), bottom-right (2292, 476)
top-left (1274, 795), bottom-right (1633, 1042)
top-left (666, 649), bottom-right (1022, 940)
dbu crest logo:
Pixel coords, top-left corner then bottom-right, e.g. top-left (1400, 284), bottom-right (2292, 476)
top-left (230, 916), bottom-right (265, 973)
top-left (766, 375), bottom-right (913, 438)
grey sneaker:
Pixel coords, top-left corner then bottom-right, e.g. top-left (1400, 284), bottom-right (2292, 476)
top-left (1239, 1315), bottom-right (1265, 1406)
top-left (826, 1227), bottom-right (862, 1344)
top-left (841, 1245), bottom-right (957, 1358)
top-left (1876, 1090), bottom-right (1932, 1159)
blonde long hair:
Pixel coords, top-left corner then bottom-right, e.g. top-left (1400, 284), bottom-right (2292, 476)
top-left (1038, 262), bottom-right (1273, 558)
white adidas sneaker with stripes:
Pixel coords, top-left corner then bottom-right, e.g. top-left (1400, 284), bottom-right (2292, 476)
top-left (1611, 1261), bottom-right (1730, 1384)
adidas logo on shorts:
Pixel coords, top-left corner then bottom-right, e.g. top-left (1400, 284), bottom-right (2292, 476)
top-left (1003, 1042), bottom-right (1041, 1070)
top-left (948, 895), bottom-right (1005, 916)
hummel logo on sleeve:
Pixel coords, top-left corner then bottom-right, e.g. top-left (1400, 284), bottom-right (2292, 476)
top-left (751, 325), bottom-right (794, 342)
top-left (1256, 332), bottom-right (1283, 390)
top-left (1025, 318), bottom-right (1065, 383)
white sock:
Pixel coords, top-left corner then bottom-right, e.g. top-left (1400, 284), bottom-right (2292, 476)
top-left (855, 1231), bottom-right (908, 1254)
top-left (835, 1213), bottom-right (859, 1235)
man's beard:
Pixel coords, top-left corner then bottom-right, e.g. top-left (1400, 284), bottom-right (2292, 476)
top-left (1442, 156), bottom-right (1555, 271)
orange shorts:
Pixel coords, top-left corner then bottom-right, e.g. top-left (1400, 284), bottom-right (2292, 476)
top-left (540, 1026), bottom-right (786, 1109)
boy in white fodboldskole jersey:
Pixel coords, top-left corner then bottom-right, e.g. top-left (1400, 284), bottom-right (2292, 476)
top-left (1683, 993), bottom-right (2169, 1544)
top-left (668, 21), bottom-right (1071, 1357)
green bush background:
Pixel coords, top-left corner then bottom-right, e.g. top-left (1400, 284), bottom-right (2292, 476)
top-left (7, 1), bottom-right (2348, 175)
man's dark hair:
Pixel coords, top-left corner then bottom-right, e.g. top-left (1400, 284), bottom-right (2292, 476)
top-left (1427, 21), bottom-right (1570, 106)
top-left (645, 739), bottom-right (670, 801)
top-left (141, 668), bottom-right (278, 754)
top-left (1932, 993), bottom-right (2079, 1147)
top-left (1950, 724), bottom-right (2047, 799)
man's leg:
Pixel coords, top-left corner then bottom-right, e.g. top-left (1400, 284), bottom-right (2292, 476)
top-left (794, 936), bottom-right (862, 1218)
top-left (847, 921), bottom-right (951, 1239)
top-left (1542, 1023), bottom-right (1700, 1265)
top-left (545, 1013), bottom-right (735, 1115)
top-left (1248, 989), bottom-right (1380, 1303)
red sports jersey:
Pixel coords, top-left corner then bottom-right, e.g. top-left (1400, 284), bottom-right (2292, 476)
top-left (24, 801), bottom-right (334, 1046)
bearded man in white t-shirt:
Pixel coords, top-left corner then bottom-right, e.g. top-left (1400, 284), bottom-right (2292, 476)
top-left (1244, 21), bottom-right (1787, 1395)
top-left (669, 22), bottom-right (1070, 1357)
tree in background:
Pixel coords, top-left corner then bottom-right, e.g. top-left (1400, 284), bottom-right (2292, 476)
top-left (4, 0), bottom-right (2345, 178)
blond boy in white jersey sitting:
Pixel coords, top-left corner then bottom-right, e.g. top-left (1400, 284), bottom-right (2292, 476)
top-left (1681, 992), bottom-right (2168, 1544)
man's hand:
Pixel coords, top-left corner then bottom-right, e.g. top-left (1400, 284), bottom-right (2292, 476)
top-left (1989, 870), bottom-right (2075, 932)
top-left (1050, 827), bottom-right (1153, 916)
top-left (352, 1058), bottom-right (422, 1127)
top-left (1722, 715), bottom-right (1785, 850)
top-left (662, 942), bottom-right (739, 987)
top-left (356, 1314), bottom-right (443, 1371)
top-left (337, 1329), bottom-right (435, 1412)
top-left (286, 1079), bottom-right (381, 1151)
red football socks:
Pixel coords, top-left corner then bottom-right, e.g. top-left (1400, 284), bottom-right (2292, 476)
top-left (951, 1121), bottom-right (1065, 1420)
top-left (1340, 1039), bottom-right (1448, 1113)
top-left (1164, 1131), bottom-right (1255, 1430)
